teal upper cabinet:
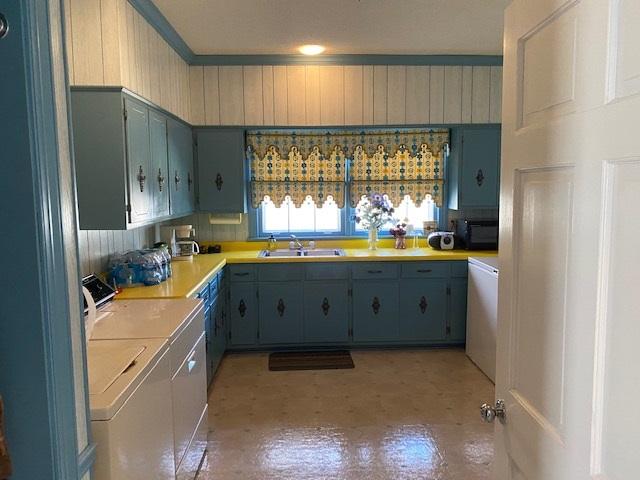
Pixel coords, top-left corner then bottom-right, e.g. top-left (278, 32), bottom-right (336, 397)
top-left (149, 111), bottom-right (170, 218)
top-left (71, 88), bottom-right (195, 229)
top-left (168, 118), bottom-right (195, 216)
top-left (196, 129), bottom-right (247, 213)
top-left (449, 126), bottom-right (501, 210)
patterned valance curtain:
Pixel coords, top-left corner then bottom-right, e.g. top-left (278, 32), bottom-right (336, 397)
top-left (246, 128), bottom-right (449, 208)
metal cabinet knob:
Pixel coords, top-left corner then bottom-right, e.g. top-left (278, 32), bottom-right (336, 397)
top-left (137, 165), bottom-right (146, 192)
top-left (157, 168), bottom-right (165, 191)
top-left (0, 13), bottom-right (9, 39)
top-left (174, 170), bottom-right (181, 190)
top-left (215, 173), bottom-right (223, 191)
top-left (480, 399), bottom-right (506, 423)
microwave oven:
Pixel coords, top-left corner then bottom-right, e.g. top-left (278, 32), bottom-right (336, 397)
top-left (464, 220), bottom-right (498, 250)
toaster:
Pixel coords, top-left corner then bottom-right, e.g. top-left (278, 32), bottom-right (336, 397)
top-left (427, 231), bottom-right (457, 250)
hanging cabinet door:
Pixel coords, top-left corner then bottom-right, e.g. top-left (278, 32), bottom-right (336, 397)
top-left (399, 279), bottom-right (447, 342)
top-left (196, 129), bottom-right (247, 213)
top-left (124, 97), bottom-right (152, 224)
top-left (149, 111), bottom-right (169, 218)
top-left (459, 126), bottom-right (501, 208)
top-left (168, 118), bottom-right (195, 216)
top-left (352, 281), bottom-right (400, 342)
top-left (229, 283), bottom-right (258, 347)
top-left (258, 283), bottom-right (304, 345)
top-left (303, 281), bottom-right (350, 343)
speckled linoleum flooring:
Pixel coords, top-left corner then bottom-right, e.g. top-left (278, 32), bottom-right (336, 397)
top-left (197, 349), bottom-right (494, 480)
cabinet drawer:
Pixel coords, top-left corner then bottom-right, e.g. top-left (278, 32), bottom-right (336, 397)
top-left (197, 284), bottom-right (209, 303)
top-left (171, 333), bottom-right (207, 468)
top-left (258, 264), bottom-right (305, 282)
top-left (351, 263), bottom-right (399, 280)
top-left (228, 264), bottom-right (256, 282)
top-left (400, 262), bottom-right (449, 279)
top-left (169, 305), bottom-right (205, 376)
top-left (305, 263), bottom-right (349, 280)
top-left (450, 261), bottom-right (468, 278)
top-left (217, 268), bottom-right (227, 287)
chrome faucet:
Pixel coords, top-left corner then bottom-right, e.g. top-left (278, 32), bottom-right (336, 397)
top-left (290, 235), bottom-right (304, 250)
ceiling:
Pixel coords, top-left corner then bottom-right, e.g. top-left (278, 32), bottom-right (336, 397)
top-left (152, 0), bottom-right (511, 56)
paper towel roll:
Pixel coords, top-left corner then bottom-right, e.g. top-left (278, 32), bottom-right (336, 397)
top-left (82, 286), bottom-right (96, 343)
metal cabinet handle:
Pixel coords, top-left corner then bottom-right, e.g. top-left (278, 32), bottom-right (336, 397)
top-left (0, 13), bottom-right (9, 39)
top-left (187, 172), bottom-right (193, 192)
top-left (233, 272), bottom-right (249, 277)
top-left (419, 296), bottom-right (428, 314)
top-left (372, 296), bottom-right (381, 315)
top-left (174, 170), bottom-right (181, 190)
top-left (476, 169), bottom-right (485, 186)
top-left (238, 299), bottom-right (247, 318)
top-left (137, 165), bottom-right (146, 192)
top-left (277, 299), bottom-right (286, 317)
top-left (157, 168), bottom-right (165, 192)
top-left (215, 173), bottom-right (223, 191)
top-left (321, 297), bottom-right (330, 316)
top-left (416, 269), bottom-right (432, 273)
top-left (367, 270), bottom-right (383, 274)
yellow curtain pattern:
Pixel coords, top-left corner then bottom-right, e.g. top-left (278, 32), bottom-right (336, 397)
top-left (246, 129), bottom-right (448, 208)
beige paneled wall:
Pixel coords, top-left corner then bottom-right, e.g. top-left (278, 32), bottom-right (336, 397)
top-left (189, 64), bottom-right (502, 126)
top-left (65, 0), bottom-right (192, 122)
top-left (77, 227), bottom-right (156, 276)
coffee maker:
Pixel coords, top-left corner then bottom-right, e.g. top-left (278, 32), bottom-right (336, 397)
top-left (160, 225), bottom-right (200, 260)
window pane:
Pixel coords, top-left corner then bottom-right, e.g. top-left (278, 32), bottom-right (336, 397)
top-left (260, 195), bottom-right (341, 235)
top-left (354, 194), bottom-right (437, 233)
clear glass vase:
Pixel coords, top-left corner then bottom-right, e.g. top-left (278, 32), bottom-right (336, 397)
top-left (368, 227), bottom-right (379, 250)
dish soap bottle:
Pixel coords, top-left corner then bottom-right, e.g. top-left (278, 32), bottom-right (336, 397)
top-left (267, 234), bottom-right (277, 252)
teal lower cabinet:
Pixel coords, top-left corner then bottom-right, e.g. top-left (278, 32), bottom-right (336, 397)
top-left (303, 281), bottom-right (350, 343)
top-left (399, 279), bottom-right (448, 342)
top-left (229, 282), bottom-right (258, 346)
top-left (448, 277), bottom-right (468, 342)
top-left (352, 281), bottom-right (400, 342)
top-left (258, 283), bottom-right (304, 344)
top-left (226, 259), bottom-right (475, 350)
top-left (210, 294), bottom-right (225, 376)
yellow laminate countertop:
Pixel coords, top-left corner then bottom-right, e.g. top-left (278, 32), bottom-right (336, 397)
top-left (115, 247), bottom-right (497, 300)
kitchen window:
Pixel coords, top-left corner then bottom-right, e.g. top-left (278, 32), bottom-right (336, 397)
top-left (247, 128), bottom-right (448, 238)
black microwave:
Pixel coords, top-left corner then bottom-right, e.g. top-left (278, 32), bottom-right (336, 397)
top-left (464, 220), bottom-right (498, 250)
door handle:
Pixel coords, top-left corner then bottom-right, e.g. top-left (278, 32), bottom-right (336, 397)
top-left (476, 169), bottom-right (485, 186)
top-left (321, 297), bottom-right (330, 316)
top-left (215, 173), bottom-right (223, 191)
top-left (277, 299), bottom-right (286, 317)
top-left (419, 296), bottom-right (428, 314)
top-left (480, 399), bottom-right (506, 424)
top-left (137, 165), bottom-right (146, 192)
top-left (238, 299), bottom-right (247, 318)
top-left (174, 170), bottom-right (181, 190)
top-left (367, 270), bottom-right (383, 274)
top-left (157, 168), bottom-right (165, 192)
top-left (372, 296), bottom-right (381, 314)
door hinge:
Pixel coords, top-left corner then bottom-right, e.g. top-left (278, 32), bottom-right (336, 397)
top-left (446, 286), bottom-right (451, 295)
top-left (126, 204), bottom-right (131, 213)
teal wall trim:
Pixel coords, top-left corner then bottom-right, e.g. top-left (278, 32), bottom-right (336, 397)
top-left (128, 0), bottom-right (194, 62)
top-left (190, 54), bottom-right (504, 66)
top-left (129, 0), bottom-right (503, 67)
top-left (0, 0), bottom-right (82, 478)
top-left (77, 444), bottom-right (97, 478)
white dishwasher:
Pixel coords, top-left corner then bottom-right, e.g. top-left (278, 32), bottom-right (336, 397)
top-left (466, 256), bottom-right (499, 382)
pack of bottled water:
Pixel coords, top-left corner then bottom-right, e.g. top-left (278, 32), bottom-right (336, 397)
top-left (108, 247), bottom-right (172, 287)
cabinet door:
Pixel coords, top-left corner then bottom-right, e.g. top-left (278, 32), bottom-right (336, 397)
top-left (258, 283), bottom-right (304, 345)
top-left (149, 111), bottom-right (169, 217)
top-left (303, 281), bottom-right (349, 343)
top-left (448, 278), bottom-right (468, 343)
top-left (210, 294), bottom-right (224, 375)
top-left (196, 129), bottom-right (247, 213)
top-left (352, 281), bottom-right (399, 342)
top-left (203, 305), bottom-right (213, 385)
top-left (460, 126), bottom-right (501, 208)
top-left (229, 283), bottom-right (258, 346)
top-left (124, 97), bottom-right (152, 223)
top-left (168, 119), bottom-right (195, 216)
top-left (399, 279), bottom-right (447, 342)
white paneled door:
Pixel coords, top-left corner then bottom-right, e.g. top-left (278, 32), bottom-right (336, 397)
top-left (494, 0), bottom-right (640, 479)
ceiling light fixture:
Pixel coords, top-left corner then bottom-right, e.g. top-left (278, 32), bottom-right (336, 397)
top-left (299, 44), bottom-right (325, 56)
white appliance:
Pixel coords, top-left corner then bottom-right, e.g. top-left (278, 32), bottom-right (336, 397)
top-left (466, 256), bottom-right (499, 382)
top-left (92, 299), bottom-right (208, 480)
top-left (161, 225), bottom-right (199, 261)
top-left (87, 337), bottom-right (176, 480)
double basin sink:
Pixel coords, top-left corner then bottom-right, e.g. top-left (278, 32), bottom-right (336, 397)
top-left (258, 248), bottom-right (345, 258)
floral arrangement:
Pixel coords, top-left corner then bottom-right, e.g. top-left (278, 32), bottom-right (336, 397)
top-left (389, 222), bottom-right (407, 238)
top-left (353, 193), bottom-right (395, 231)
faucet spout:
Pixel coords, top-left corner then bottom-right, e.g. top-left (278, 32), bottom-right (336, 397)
top-left (290, 235), bottom-right (304, 250)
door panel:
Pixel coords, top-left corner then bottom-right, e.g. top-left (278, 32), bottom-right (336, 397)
top-left (258, 283), bottom-right (304, 344)
top-left (460, 127), bottom-right (500, 208)
top-left (399, 279), bottom-right (447, 342)
top-left (124, 98), bottom-right (151, 223)
top-left (229, 283), bottom-right (257, 346)
top-left (352, 281), bottom-right (399, 342)
top-left (304, 282), bottom-right (349, 343)
top-left (168, 119), bottom-right (194, 216)
top-left (197, 129), bottom-right (247, 213)
top-left (149, 111), bottom-right (169, 217)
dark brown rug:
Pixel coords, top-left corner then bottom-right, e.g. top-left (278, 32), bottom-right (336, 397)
top-left (268, 350), bottom-right (355, 371)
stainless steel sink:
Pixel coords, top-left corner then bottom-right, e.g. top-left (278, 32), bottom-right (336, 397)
top-left (258, 249), bottom-right (345, 258)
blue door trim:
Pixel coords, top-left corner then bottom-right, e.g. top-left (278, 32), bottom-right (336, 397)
top-left (0, 0), bottom-right (84, 478)
top-left (129, 0), bottom-right (503, 67)
top-left (77, 444), bottom-right (97, 478)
